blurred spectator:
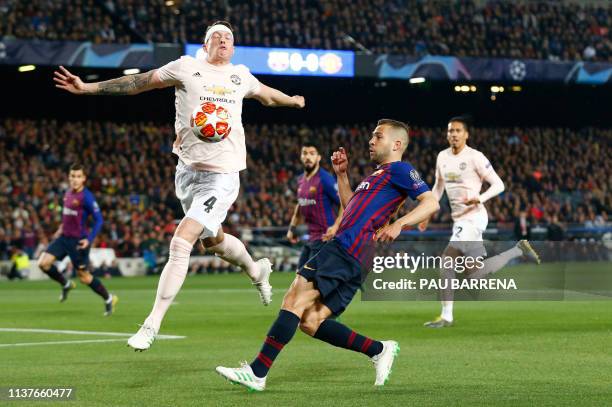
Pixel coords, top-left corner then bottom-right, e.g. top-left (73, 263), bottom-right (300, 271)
top-left (9, 247), bottom-right (30, 280)
top-left (547, 215), bottom-right (565, 241)
top-left (143, 247), bottom-right (158, 274)
top-left (93, 259), bottom-right (122, 278)
top-left (0, 228), bottom-right (10, 261)
top-left (0, 0), bottom-right (132, 44)
top-left (514, 210), bottom-right (531, 240)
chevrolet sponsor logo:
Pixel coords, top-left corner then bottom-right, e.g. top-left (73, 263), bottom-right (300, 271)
top-left (203, 85), bottom-right (236, 96)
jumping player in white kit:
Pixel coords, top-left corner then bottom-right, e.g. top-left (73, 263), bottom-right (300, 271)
top-left (419, 116), bottom-right (540, 328)
top-left (53, 21), bottom-right (305, 349)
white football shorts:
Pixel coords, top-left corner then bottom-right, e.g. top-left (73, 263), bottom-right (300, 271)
top-left (175, 160), bottom-right (240, 239)
top-left (448, 217), bottom-right (488, 258)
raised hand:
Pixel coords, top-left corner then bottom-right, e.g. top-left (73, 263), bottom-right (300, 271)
top-left (53, 66), bottom-right (91, 95)
top-left (322, 223), bottom-right (339, 241)
top-left (77, 238), bottom-right (90, 249)
top-left (286, 229), bottom-right (299, 244)
top-left (331, 147), bottom-right (349, 175)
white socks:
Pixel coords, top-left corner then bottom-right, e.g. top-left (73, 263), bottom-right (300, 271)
top-left (439, 246), bottom-right (523, 321)
top-left (208, 234), bottom-right (260, 281)
top-left (441, 302), bottom-right (454, 322)
top-left (145, 236), bottom-right (193, 332)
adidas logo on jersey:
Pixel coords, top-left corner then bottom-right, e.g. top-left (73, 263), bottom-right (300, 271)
top-left (192, 72), bottom-right (201, 77)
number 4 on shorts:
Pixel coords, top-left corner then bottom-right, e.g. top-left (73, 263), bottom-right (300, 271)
top-left (203, 196), bottom-right (217, 213)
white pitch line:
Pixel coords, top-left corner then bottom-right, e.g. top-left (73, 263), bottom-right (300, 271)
top-left (0, 327), bottom-right (185, 339)
top-left (0, 328), bottom-right (186, 348)
top-left (0, 338), bottom-right (129, 348)
top-left (2, 288), bottom-right (256, 293)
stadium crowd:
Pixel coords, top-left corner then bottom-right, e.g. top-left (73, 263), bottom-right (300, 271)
top-left (0, 0), bottom-right (132, 44)
top-left (1, 0), bottom-right (610, 62)
top-left (1, 118), bottom-right (610, 260)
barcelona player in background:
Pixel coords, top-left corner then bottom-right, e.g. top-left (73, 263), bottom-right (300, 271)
top-left (37, 163), bottom-right (117, 316)
top-left (287, 141), bottom-right (343, 269)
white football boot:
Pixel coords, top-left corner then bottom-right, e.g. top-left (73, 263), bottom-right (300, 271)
top-left (127, 323), bottom-right (157, 352)
top-left (372, 340), bottom-right (400, 386)
top-left (216, 362), bottom-right (266, 392)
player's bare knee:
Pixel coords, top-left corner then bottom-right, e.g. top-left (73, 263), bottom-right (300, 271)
top-left (77, 269), bottom-right (92, 284)
top-left (37, 253), bottom-right (54, 270)
top-left (283, 293), bottom-right (317, 318)
top-left (298, 316), bottom-right (322, 336)
top-left (281, 290), bottom-right (310, 317)
top-left (280, 293), bottom-right (301, 315)
top-left (281, 281), bottom-right (303, 307)
top-left (37, 258), bottom-right (51, 271)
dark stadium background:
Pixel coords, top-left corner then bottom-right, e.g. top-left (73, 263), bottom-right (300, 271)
top-left (4, 66), bottom-right (611, 126)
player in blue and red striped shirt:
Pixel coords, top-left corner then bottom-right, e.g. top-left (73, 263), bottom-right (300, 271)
top-left (37, 163), bottom-right (117, 316)
top-left (287, 141), bottom-right (342, 269)
top-left (216, 119), bottom-right (439, 391)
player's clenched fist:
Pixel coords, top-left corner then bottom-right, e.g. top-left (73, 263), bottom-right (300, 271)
top-left (331, 147), bottom-right (348, 174)
top-left (417, 218), bottom-right (429, 232)
top-left (292, 95), bottom-right (306, 108)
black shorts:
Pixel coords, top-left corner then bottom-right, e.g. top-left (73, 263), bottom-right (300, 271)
top-left (297, 239), bottom-right (363, 316)
top-left (46, 236), bottom-right (90, 269)
top-left (297, 240), bottom-right (326, 270)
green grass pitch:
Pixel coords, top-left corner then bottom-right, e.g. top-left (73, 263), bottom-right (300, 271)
top-left (1, 268), bottom-right (611, 406)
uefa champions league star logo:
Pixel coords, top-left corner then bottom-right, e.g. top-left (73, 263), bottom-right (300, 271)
top-left (410, 169), bottom-right (425, 187)
top-left (509, 60), bottom-right (527, 81)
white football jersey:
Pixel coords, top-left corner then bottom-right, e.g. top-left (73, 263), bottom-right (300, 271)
top-left (157, 55), bottom-right (261, 173)
top-left (435, 146), bottom-right (494, 223)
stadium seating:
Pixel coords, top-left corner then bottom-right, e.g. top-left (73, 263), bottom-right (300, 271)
top-left (1, 0), bottom-right (610, 61)
top-left (0, 0), bottom-right (132, 43)
top-left (0, 118), bottom-right (609, 259)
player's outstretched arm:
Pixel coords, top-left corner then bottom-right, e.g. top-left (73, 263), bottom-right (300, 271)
top-left (377, 191), bottom-right (440, 242)
top-left (53, 66), bottom-right (172, 96)
top-left (251, 84), bottom-right (305, 108)
top-left (331, 147), bottom-right (353, 207)
top-left (398, 191), bottom-right (440, 228)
